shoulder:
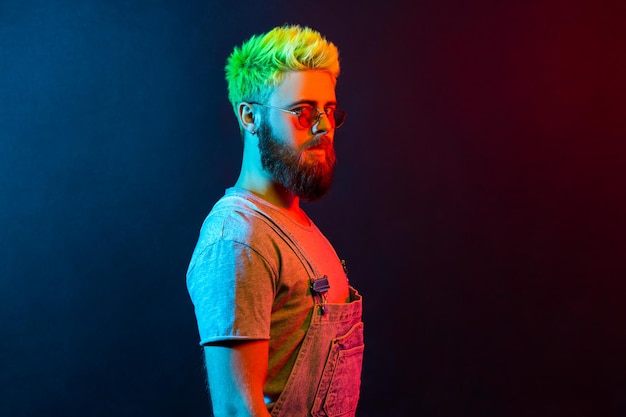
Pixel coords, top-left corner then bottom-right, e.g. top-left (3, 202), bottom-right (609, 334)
top-left (197, 198), bottom-right (277, 247)
top-left (189, 193), bottom-right (287, 267)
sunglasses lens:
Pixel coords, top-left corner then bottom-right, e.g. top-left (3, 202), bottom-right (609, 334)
top-left (297, 107), bottom-right (346, 129)
top-left (298, 107), bottom-right (314, 128)
top-left (334, 109), bottom-right (346, 128)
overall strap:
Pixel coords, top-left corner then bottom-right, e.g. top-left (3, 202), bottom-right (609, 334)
top-left (218, 195), bottom-right (321, 280)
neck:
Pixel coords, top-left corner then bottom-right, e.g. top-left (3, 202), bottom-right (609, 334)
top-left (235, 174), bottom-right (310, 226)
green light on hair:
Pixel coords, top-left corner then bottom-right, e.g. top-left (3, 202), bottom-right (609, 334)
top-left (225, 24), bottom-right (340, 114)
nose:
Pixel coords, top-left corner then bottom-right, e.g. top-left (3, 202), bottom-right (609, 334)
top-left (312, 109), bottom-right (332, 133)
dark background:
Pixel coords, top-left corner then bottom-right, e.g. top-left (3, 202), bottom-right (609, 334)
top-left (2, 1), bottom-right (625, 416)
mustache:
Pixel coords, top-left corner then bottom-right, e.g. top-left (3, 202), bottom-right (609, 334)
top-left (303, 135), bottom-right (332, 149)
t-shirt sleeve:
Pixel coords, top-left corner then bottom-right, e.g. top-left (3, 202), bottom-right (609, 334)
top-left (187, 238), bottom-right (276, 345)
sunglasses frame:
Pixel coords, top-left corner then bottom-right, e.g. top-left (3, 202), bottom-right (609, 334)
top-left (249, 102), bottom-right (346, 129)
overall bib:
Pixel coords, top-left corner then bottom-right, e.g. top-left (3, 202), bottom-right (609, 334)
top-left (270, 288), bottom-right (364, 417)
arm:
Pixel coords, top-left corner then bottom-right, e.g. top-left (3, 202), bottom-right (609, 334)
top-left (204, 339), bottom-right (272, 417)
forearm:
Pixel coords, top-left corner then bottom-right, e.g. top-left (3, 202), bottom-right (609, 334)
top-left (205, 340), bottom-right (271, 417)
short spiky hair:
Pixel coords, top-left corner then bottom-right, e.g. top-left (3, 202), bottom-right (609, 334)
top-left (225, 24), bottom-right (340, 113)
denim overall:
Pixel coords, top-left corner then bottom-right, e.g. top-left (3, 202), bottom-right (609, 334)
top-left (271, 288), bottom-right (364, 417)
top-left (242, 201), bottom-right (364, 417)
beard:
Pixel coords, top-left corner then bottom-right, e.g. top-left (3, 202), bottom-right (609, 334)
top-left (257, 121), bottom-right (336, 201)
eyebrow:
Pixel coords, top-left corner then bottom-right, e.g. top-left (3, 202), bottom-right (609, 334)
top-left (286, 99), bottom-right (338, 108)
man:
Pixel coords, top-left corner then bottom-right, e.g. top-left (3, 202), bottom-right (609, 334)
top-left (186, 24), bottom-right (364, 417)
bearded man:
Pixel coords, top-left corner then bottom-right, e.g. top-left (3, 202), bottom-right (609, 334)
top-left (186, 24), bottom-right (364, 417)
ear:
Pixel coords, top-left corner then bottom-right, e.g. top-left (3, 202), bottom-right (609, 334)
top-left (237, 102), bottom-right (257, 135)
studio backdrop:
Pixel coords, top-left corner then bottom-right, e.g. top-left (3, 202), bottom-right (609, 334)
top-left (1, 1), bottom-right (625, 416)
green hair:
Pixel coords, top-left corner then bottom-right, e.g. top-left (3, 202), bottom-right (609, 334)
top-left (225, 24), bottom-right (340, 113)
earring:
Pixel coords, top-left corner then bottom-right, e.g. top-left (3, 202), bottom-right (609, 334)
top-left (250, 129), bottom-right (256, 135)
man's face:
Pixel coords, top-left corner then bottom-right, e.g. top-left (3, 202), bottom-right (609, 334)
top-left (257, 70), bottom-right (338, 201)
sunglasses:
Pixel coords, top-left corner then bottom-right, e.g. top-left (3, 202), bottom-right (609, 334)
top-left (250, 102), bottom-right (346, 129)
